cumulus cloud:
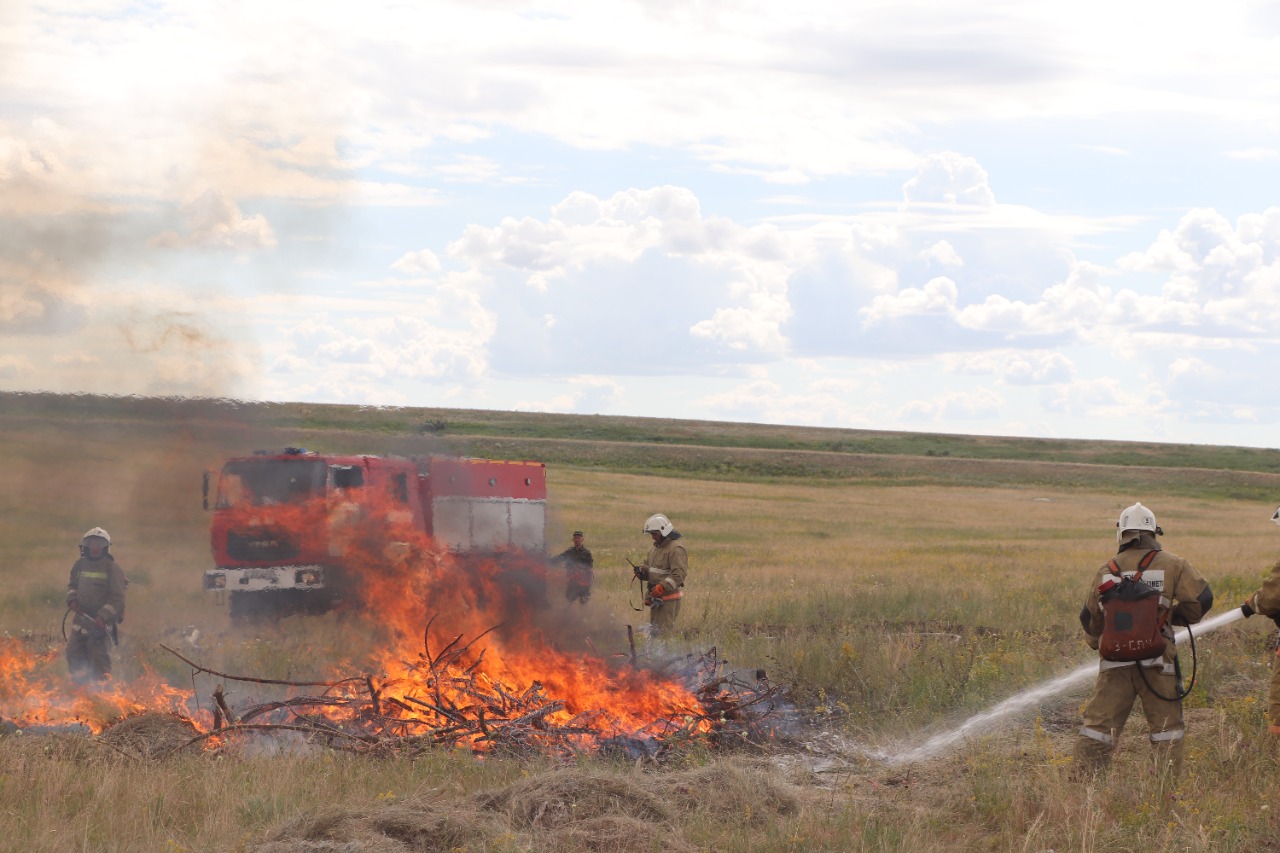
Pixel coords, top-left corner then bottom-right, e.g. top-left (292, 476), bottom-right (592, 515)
top-left (861, 276), bottom-right (959, 325)
top-left (921, 240), bottom-right (963, 267)
top-left (13, 0), bottom-right (1280, 202)
top-left (1003, 352), bottom-right (1075, 385)
top-left (902, 153), bottom-right (996, 209)
top-left (954, 261), bottom-right (1111, 338)
top-left (3, 1), bottom-right (1279, 448)
top-left (690, 296), bottom-right (791, 353)
top-left (392, 249), bottom-right (442, 276)
top-left (150, 190), bottom-right (277, 251)
top-left (1167, 356), bottom-right (1216, 381)
top-left (1119, 207), bottom-right (1280, 309)
top-left (948, 350), bottom-right (1076, 385)
top-left (279, 281), bottom-right (495, 386)
top-left (447, 186), bottom-right (796, 370)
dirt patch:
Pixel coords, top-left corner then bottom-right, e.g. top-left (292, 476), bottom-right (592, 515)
top-left (97, 711), bottom-right (199, 759)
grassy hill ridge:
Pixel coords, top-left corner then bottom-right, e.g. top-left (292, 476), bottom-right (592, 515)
top-left (5, 391), bottom-right (1279, 479)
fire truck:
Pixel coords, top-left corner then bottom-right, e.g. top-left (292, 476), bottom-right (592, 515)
top-left (202, 448), bottom-right (547, 618)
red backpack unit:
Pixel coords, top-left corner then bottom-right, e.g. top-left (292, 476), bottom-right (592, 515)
top-left (1098, 550), bottom-right (1167, 662)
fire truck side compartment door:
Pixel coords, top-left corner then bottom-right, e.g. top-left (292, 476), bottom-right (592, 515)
top-left (431, 497), bottom-right (545, 550)
top-left (470, 501), bottom-right (510, 549)
top-left (432, 497), bottom-right (472, 550)
top-left (509, 501), bottom-right (545, 550)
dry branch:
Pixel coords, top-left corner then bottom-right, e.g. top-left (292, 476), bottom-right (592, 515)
top-left (159, 619), bottom-right (792, 759)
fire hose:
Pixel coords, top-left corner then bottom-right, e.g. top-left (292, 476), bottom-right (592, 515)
top-left (626, 558), bottom-right (647, 612)
top-left (1136, 618), bottom-right (1197, 701)
top-left (61, 607), bottom-right (118, 646)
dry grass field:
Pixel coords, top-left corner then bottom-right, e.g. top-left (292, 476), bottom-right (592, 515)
top-left (3, 395), bottom-right (1280, 851)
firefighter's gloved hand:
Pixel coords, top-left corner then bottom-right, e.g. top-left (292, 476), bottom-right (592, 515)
top-left (633, 565), bottom-right (649, 581)
top-left (649, 597), bottom-right (663, 610)
top-left (99, 604), bottom-right (117, 623)
top-left (87, 616), bottom-right (109, 640)
top-left (65, 589), bottom-right (78, 608)
top-left (1242, 601), bottom-right (1256, 618)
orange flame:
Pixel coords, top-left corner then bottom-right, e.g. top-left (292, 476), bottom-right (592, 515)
top-left (227, 485), bottom-right (713, 748)
top-left (0, 638), bottom-right (194, 734)
top-left (4, 474), bottom-right (716, 751)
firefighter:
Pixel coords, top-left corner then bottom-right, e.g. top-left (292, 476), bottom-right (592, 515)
top-left (635, 513), bottom-right (687, 635)
top-left (1071, 503), bottom-right (1213, 781)
top-left (1238, 505), bottom-right (1280, 735)
top-left (556, 530), bottom-right (594, 603)
top-left (65, 527), bottom-right (128, 683)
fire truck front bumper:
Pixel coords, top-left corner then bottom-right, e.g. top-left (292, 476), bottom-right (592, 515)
top-left (204, 565), bottom-right (327, 592)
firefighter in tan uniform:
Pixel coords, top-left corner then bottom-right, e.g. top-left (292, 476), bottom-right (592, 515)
top-left (65, 527), bottom-right (128, 683)
top-left (1239, 505), bottom-right (1280, 735)
top-left (635, 513), bottom-right (687, 635)
top-left (1071, 503), bottom-right (1213, 780)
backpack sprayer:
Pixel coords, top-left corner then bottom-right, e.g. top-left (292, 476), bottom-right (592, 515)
top-left (1097, 550), bottom-right (1196, 700)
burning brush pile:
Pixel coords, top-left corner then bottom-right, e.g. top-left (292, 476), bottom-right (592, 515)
top-left (158, 631), bottom-right (787, 760)
top-left (2, 488), bottom-right (793, 760)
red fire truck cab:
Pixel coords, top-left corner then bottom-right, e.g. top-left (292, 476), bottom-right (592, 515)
top-left (202, 448), bottom-right (547, 618)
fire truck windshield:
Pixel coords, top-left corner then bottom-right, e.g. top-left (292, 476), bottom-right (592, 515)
top-left (217, 459), bottom-right (327, 507)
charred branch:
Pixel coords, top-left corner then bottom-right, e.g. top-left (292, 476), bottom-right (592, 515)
top-left (158, 619), bottom-right (792, 760)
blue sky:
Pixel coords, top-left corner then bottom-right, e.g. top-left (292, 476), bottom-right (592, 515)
top-left (3, 1), bottom-right (1280, 447)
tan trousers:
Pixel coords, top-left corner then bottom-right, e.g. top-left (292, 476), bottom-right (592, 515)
top-left (1072, 664), bottom-right (1184, 779)
top-left (650, 597), bottom-right (681, 634)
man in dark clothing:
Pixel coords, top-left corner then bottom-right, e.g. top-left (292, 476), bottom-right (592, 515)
top-left (557, 530), bottom-right (594, 603)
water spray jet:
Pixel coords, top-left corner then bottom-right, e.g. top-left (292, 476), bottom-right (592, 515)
top-left (864, 607), bottom-right (1246, 766)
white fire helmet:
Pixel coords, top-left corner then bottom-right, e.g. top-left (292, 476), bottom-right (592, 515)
top-left (82, 527), bottom-right (111, 545)
top-left (1271, 506), bottom-right (1280, 527)
top-left (643, 513), bottom-right (674, 537)
top-left (1116, 502), bottom-right (1157, 544)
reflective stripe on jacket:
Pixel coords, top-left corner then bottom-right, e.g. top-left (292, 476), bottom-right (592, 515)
top-left (68, 557), bottom-right (127, 618)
